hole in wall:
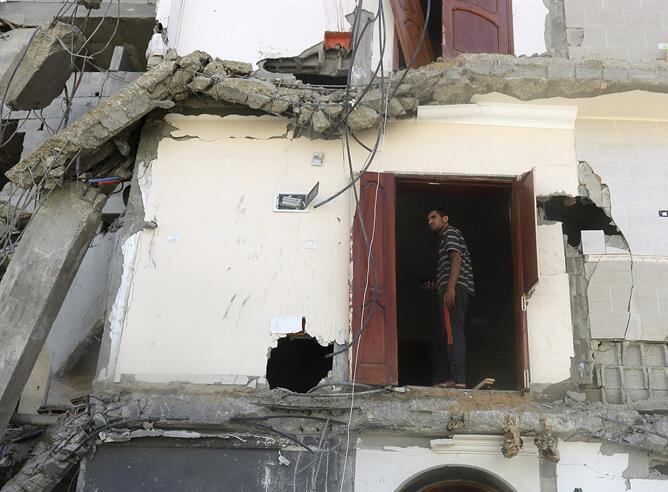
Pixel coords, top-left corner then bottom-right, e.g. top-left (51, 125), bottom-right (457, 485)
top-left (266, 335), bottom-right (333, 393)
top-left (538, 195), bottom-right (622, 247)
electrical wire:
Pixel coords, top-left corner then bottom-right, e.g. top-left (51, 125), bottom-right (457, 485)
top-left (314, 0), bottom-right (431, 209)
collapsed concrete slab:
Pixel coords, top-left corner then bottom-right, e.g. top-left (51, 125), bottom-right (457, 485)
top-left (91, 384), bottom-right (668, 458)
top-left (0, 21), bottom-right (85, 111)
top-left (7, 51), bottom-right (668, 190)
top-left (5, 51), bottom-right (210, 190)
top-left (0, 182), bottom-right (106, 431)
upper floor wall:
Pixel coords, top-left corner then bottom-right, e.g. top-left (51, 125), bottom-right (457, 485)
top-left (156, 0), bottom-right (549, 70)
top-left (564, 0), bottom-right (668, 61)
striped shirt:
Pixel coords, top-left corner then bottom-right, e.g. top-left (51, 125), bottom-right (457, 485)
top-left (437, 226), bottom-right (475, 297)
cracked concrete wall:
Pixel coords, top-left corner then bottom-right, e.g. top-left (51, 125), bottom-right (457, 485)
top-left (355, 435), bottom-right (540, 492)
top-left (575, 119), bottom-right (668, 345)
top-left (564, 0), bottom-right (668, 61)
top-left (107, 110), bottom-right (579, 386)
top-left (97, 116), bottom-right (163, 383)
top-left (161, 0), bottom-right (547, 70)
top-left (111, 114), bottom-right (352, 383)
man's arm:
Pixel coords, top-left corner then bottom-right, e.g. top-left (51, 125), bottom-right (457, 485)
top-left (444, 250), bottom-right (462, 309)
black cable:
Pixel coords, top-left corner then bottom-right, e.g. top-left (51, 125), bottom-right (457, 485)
top-left (320, 0), bottom-right (390, 361)
top-left (315, 0), bottom-right (432, 209)
top-left (387, 0), bottom-right (432, 101)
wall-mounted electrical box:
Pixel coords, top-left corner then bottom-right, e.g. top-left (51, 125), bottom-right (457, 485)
top-left (273, 182), bottom-right (319, 212)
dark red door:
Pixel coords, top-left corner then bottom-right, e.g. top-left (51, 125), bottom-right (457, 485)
top-left (390, 0), bottom-right (435, 68)
top-left (351, 172), bottom-right (398, 385)
top-left (511, 169), bottom-right (538, 390)
top-left (443, 0), bottom-right (514, 58)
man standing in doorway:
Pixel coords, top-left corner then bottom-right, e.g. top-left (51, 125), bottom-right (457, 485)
top-left (427, 209), bottom-right (475, 389)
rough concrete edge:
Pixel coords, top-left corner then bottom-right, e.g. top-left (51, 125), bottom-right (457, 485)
top-left (0, 183), bottom-right (106, 430)
top-left (544, 0), bottom-right (568, 58)
top-left (95, 118), bottom-right (163, 384)
top-left (9, 51), bottom-right (668, 189)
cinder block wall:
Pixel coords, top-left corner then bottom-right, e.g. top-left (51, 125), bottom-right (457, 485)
top-left (564, 0), bottom-right (668, 61)
top-left (575, 119), bottom-right (668, 346)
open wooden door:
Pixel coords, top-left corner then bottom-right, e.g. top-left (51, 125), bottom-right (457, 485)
top-left (511, 170), bottom-right (538, 390)
top-left (390, 0), bottom-right (435, 68)
top-left (352, 172), bottom-right (398, 385)
top-left (443, 0), bottom-right (514, 58)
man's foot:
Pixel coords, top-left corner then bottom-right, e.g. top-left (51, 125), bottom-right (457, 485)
top-left (434, 380), bottom-right (467, 389)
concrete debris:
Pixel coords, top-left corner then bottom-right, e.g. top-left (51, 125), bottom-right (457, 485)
top-left (76, 0), bottom-right (102, 9)
top-left (95, 384), bottom-right (668, 458)
top-left (6, 52), bottom-right (210, 189)
top-left (578, 160), bottom-right (612, 216)
top-left (0, 21), bottom-right (85, 111)
top-left (534, 431), bottom-right (560, 463)
top-left (565, 390), bottom-right (587, 403)
top-left (1, 412), bottom-right (95, 492)
top-left (347, 105), bottom-right (380, 132)
top-left (0, 201), bottom-right (31, 229)
top-left (9, 51), bottom-right (668, 189)
top-left (501, 415), bottom-right (523, 459)
top-left (0, 183), bottom-right (106, 431)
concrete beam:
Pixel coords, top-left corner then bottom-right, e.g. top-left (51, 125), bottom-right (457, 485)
top-left (0, 182), bottom-right (106, 430)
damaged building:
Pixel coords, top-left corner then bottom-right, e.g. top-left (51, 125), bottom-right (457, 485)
top-left (1, 0), bottom-right (668, 490)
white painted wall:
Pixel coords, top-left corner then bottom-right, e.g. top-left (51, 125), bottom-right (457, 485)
top-left (158, 0), bottom-right (545, 68)
top-left (354, 435), bottom-right (540, 492)
top-left (114, 115), bottom-right (351, 382)
top-left (528, 223), bottom-right (573, 384)
top-left (556, 441), bottom-right (629, 492)
top-left (111, 107), bottom-right (578, 385)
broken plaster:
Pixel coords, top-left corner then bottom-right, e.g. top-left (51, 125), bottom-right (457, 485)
top-left (11, 51), bottom-right (668, 190)
top-left (102, 231), bottom-right (140, 383)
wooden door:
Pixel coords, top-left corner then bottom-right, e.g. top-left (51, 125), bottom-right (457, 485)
top-left (511, 170), bottom-right (538, 390)
top-left (352, 172), bottom-right (398, 385)
top-left (390, 0), bottom-right (435, 68)
top-left (443, 0), bottom-right (514, 58)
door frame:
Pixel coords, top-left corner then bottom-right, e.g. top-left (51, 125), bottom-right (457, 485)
top-left (352, 172), bottom-right (537, 390)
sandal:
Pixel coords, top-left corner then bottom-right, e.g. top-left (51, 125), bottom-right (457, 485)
top-left (434, 380), bottom-right (457, 388)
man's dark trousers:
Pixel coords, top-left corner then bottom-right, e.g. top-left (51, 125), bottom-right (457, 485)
top-left (435, 284), bottom-right (470, 385)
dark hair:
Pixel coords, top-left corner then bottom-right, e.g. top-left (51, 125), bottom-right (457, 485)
top-left (426, 208), bottom-right (447, 217)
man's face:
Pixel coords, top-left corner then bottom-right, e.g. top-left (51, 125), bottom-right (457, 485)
top-left (427, 210), bottom-right (448, 232)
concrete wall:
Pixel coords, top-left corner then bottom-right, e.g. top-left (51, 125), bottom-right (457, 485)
top-left (354, 435), bottom-right (540, 492)
top-left (556, 441), bottom-right (666, 492)
top-left (46, 231), bottom-right (117, 376)
top-left (574, 119), bottom-right (668, 344)
top-left (564, 0), bottom-right (668, 61)
top-left (356, 436), bottom-right (666, 492)
top-left (109, 107), bottom-right (578, 386)
top-left (161, 0), bottom-right (547, 69)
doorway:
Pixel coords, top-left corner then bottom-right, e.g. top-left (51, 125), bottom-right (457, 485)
top-left (395, 179), bottom-right (516, 389)
top-left (351, 172), bottom-right (537, 390)
top-left (398, 465), bottom-right (516, 492)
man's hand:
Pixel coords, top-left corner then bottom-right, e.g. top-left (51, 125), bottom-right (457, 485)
top-left (444, 287), bottom-right (456, 309)
top-left (421, 280), bottom-right (437, 291)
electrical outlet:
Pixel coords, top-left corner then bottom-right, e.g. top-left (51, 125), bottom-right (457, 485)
top-left (659, 210), bottom-right (668, 217)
